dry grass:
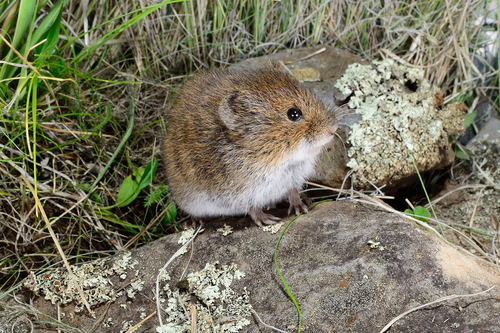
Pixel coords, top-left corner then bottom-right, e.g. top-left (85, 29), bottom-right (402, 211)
top-left (0, 0), bottom-right (498, 300)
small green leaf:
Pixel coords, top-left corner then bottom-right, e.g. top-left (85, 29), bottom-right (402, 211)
top-left (463, 112), bottom-right (476, 129)
top-left (34, 19), bottom-right (62, 60)
top-left (413, 206), bottom-right (431, 222)
top-left (162, 202), bottom-right (177, 224)
top-left (137, 159), bottom-right (158, 191)
top-left (114, 159), bottom-right (158, 207)
top-left (89, 191), bottom-right (103, 203)
top-left (455, 149), bottom-right (470, 160)
top-left (405, 206), bottom-right (431, 222)
top-left (116, 174), bottom-right (140, 207)
top-left (132, 166), bottom-right (145, 179)
top-left (97, 208), bottom-right (143, 233)
top-left (31, 0), bottom-right (66, 47)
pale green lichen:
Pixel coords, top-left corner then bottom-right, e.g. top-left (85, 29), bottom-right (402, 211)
top-left (177, 228), bottom-right (199, 255)
top-left (120, 320), bottom-right (133, 333)
top-left (262, 221), bottom-right (285, 234)
top-left (126, 279), bottom-right (145, 298)
top-left (178, 228), bottom-right (196, 244)
top-left (335, 59), bottom-right (465, 187)
top-left (156, 262), bottom-right (252, 332)
top-left (24, 252), bottom-right (139, 313)
top-left (217, 224), bottom-right (234, 236)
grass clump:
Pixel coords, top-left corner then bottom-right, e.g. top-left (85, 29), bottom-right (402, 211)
top-left (0, 0), bottom-right (179, 293)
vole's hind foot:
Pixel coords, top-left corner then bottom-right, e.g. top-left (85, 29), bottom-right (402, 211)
top-left (288, 188), bottom-right (309, 216)
top-left (250, 207), bottom-right (281, 227)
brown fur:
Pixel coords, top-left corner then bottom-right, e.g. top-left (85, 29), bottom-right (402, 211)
top-left (163, 68), bottom-right (336, 217)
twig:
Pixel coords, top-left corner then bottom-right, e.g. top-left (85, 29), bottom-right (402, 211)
top-left (0, 150), bottom-right (80, 200)
top-left (251, 309), bottom-right (289, 333)
top-left (306, 181), bottom-right (393, 208)
top-left (405, 199), bottom-right (415, 210)
top-left (379, 286), bottom-right (495, 333)
top-left (296, 47), bottom-right (326, 62)
top-left (355, 198), bottom-right (496, 263)
top-left (125, 311), bottom-right (157, 333)
top-left (89, 101), bottom-right (135, 191)
top-left (430, 184), bottom-right (493, 205)
top-left (468, 189), bottom-right (483, 228)
top-left (156, 227), bottom-right (202, 328)
top-left (189, 305), bottom-right (197, 333)
top-left (123, 208), bottom-right (166, 249)
top-left (37, 95), bottom-right (135, 230)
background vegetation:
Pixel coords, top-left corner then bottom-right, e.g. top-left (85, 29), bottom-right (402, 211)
top-left (0, 0), bottom-right (498, 296)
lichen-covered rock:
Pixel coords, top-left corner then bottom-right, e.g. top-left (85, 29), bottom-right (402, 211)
top-left (6, 201), bottom-right (500, 332)
top-left (23, 252), bottom-right (139, 312)
top-left (335, 59), bottom-right (467, 188)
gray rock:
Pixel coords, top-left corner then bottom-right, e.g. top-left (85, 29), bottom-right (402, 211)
top-left (467, 117), bottom-right (500, 145)
top-left (230, 46), bottom-right (366, 106)
top-left (9, 201), bottom-right (500, 332)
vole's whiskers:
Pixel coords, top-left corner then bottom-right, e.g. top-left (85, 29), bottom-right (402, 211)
top-left (334, 132), bottom-right (347, 151)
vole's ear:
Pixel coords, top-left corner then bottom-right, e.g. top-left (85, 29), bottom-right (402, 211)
top-left (218, 90), bottom-right (244, 130)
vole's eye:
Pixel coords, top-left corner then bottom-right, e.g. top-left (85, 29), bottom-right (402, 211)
top-left (287, 107), bottom-right (303, 122)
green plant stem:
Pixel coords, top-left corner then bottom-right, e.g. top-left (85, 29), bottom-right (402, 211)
top-left (273, 215), bottom-right (302, 333)
top-left (411, 155), bottom-right (437, 219)
top-left (89, 99), bottom-right (135, 192)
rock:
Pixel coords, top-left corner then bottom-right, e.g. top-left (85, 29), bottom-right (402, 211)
top-left (230, 46), bottom-right (367, 105)
top-left (8, 201), bottom-right (500, 332)
top-left (467, 117), bottom-right (500, 144)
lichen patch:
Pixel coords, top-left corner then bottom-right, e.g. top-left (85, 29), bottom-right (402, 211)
top-left (335, 59), bottom-right (466, 187)
top-left (262, 221), bottom-right (285, 234)
top-left (24, 252), bottom-right (139, 313)
top-left (217, 224), bottom-right (234, 236)
top-left (156, 262), bottom-right (252, 332)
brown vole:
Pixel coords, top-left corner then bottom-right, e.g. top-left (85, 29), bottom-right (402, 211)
top-left (163, 68), bottom-right (337, 226)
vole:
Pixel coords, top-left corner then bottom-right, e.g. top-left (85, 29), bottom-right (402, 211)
top-left (163, 67), bottom-right (337, 226)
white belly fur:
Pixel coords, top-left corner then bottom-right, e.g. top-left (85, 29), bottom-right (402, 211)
top-left (182, 141), bottom-right (320, 218)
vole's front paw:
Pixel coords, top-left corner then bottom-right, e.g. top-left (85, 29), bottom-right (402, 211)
top-left (288, 188), bottom-right (309, 216)
top-left (249, 207), bottom-right (281, 227)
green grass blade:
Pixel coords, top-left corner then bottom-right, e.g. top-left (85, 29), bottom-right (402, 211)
top-left (30, 0), bottom-right (66, 47)
top-left (0, 0), bottom-right (35, 79)
top-left (0, 1), bottom-right (19, 50)
top-left (273, 215), bottom-right (302, 333)
top-left (411, 155), bottom-right (437, 219)
top-left (89, 97), bottom-right (135, 193)
top-left (31, 74), bottom-right (38, 200)
top-left (10, 0), bottom-right (35, 51)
